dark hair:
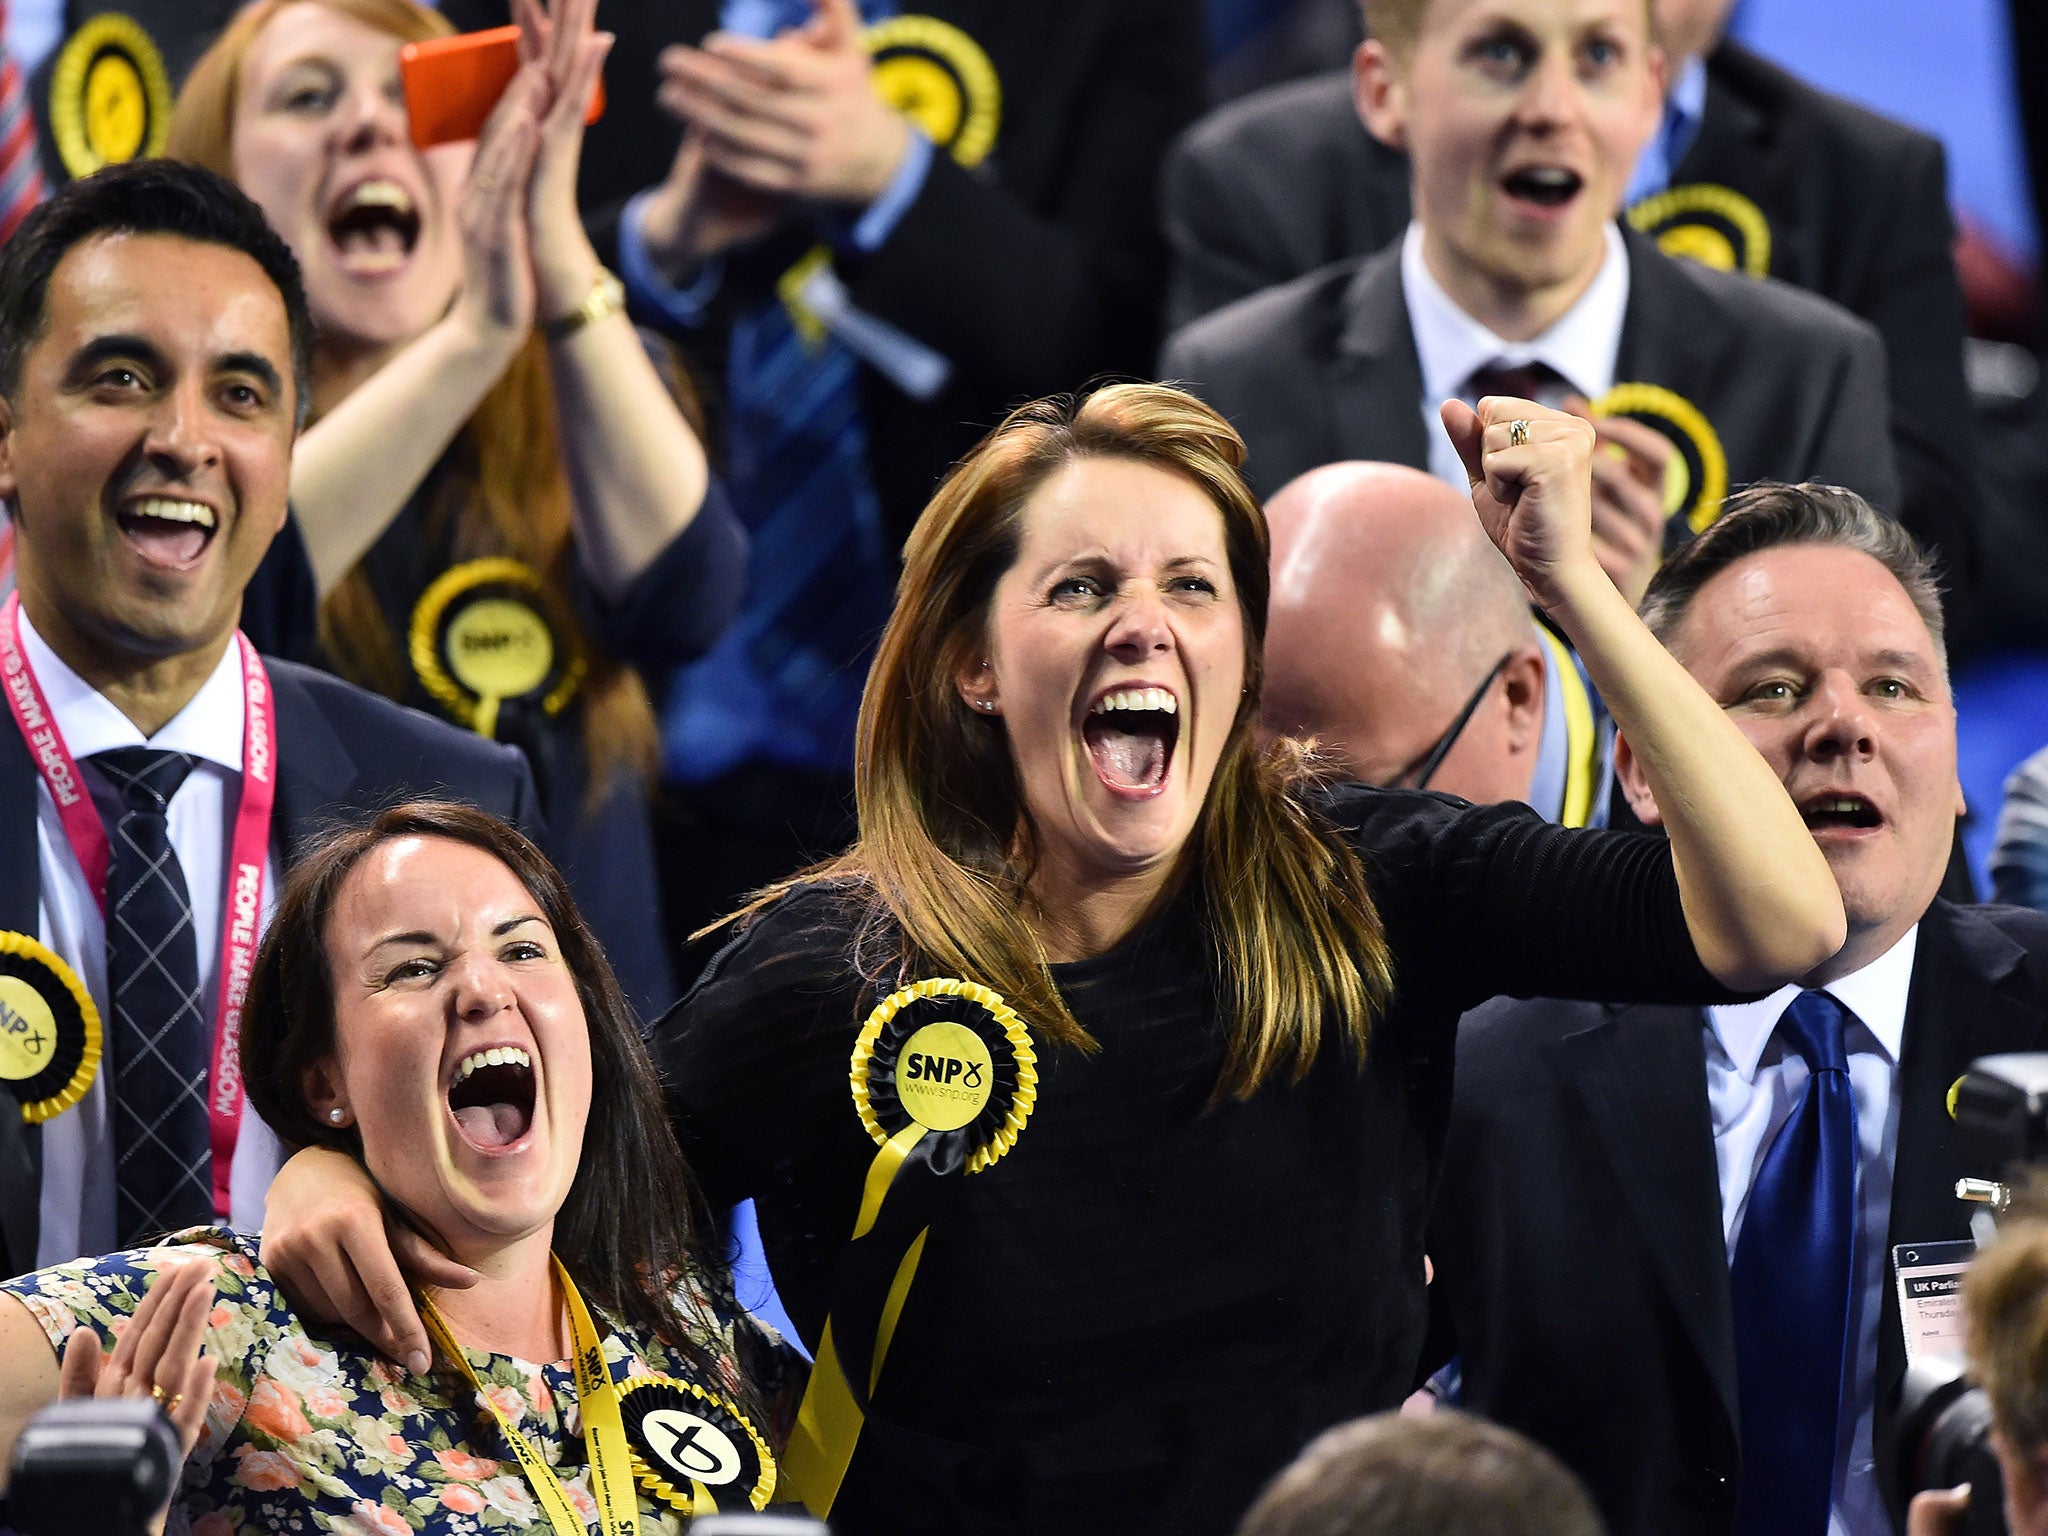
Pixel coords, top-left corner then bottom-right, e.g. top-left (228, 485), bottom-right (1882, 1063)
top-left (242, 802), bottom-right (722, 1369)
top-left (1639, 483), bottom-right (1947, 671)
top-left (0, 159), bottom-right (313, 426)
top-left (1237, 1411), bottom-right (1607, 1536)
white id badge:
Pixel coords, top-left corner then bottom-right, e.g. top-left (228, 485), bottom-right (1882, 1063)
top-left (1894, 1240), bottom-right (1976, 1368)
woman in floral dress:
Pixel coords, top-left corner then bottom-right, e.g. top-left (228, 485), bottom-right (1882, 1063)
top-left (0, 803), bottom-right (795, 1533)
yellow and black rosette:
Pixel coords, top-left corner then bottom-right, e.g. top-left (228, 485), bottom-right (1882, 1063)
top-left (1627, 182), bottom-right (1772, 279)
top-left (850, 977), bottom-right (1035, 1172)
top-left (863, 15), bottom-right (1001, 170)
top-left (617, 1375), bottom-right (776, 1515)
top-left (782, 979), bottom-right (1036, 1516)
top-left (408, 558), bottom-right (584, 741)
top-left (48, 15), bottom-right (172, 179)
top-left (1589, 382), bottom-right (1730, 542)
top-left (0, 932), bottom-right (100, 1124)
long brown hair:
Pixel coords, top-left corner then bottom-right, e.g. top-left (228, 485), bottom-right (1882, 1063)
top-left (168, 0), bottom-right (659, 804)
top-left (242, 802), bottom-right (723, 1369)
top-left (748, 384), bottom-right (1394, 1098)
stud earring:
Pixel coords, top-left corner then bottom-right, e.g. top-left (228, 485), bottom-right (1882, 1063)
top-left (327, 1107), bottom-right (347, 1126)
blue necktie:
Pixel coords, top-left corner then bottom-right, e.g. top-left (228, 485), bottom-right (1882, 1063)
top-left (663, 0), bottom-right (901, 785)
top-left (1730, 989), bottom-right (1858, 1536)
top-left (93, 748), bottom-right (213, 1247)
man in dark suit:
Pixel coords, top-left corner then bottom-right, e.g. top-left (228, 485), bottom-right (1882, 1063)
top-left (445, 0), bottom-right (1206, 970)
top-left (0, 162), bottom-right (537, 1280)
top-left (1428, 485), bottom-right (2048, 1536)
top-left (1161, 0), bottom-right (1979, 633)
top-left (1161, 0), bottom-right (1898, 609)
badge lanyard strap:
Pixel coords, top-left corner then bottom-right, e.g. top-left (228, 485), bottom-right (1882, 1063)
top-left (0, 592), bottom-right (276, 1212)
top-left (418, 1256), bottom-right (641, 1536)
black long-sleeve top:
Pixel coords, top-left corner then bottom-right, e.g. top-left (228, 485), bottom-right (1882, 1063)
top-left (651, 786), bottom-right (1744, 1536)
top-left (243, 466), bottom-right (748, 1018)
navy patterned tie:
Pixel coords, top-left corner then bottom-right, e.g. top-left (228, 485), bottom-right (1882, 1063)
top-left (93, 748), bottom-right (212, 1246)
top-left (1730, 989), bottom-right (1858, 1536)
top-left (662, 0), bottom-right (903, 783)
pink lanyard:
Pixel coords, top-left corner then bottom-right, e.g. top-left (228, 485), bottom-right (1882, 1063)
top-left (0, 592), bottom-right (277, 1214)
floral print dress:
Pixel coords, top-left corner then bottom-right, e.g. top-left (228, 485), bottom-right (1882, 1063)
top-left (2, 1227), bottom-right (797, 1535)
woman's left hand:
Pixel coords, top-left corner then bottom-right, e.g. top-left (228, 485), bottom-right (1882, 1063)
top-left (514, 0), bottom-right (615, 322)
top-left (58, 1258), bottom-right (216, 1485)
top-left (1441, 396), bottom-right (1599, 613)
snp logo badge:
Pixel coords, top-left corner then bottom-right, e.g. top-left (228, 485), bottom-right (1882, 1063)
top-left (895, 1020), bottom-right (995, 1131)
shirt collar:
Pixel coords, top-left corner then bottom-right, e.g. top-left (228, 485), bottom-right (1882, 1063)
top-left (1624, 53), bottom-right (1710, 204)
top-left (1708, 924), bottom-right (1920, 1081)
top-left (17, 606), bottom-right (248, 774)
top-left (1402, 220), bottom-right (1632, 406)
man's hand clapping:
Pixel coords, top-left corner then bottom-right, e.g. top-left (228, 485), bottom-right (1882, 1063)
top-left (637, 0), bottom-right (915, 274)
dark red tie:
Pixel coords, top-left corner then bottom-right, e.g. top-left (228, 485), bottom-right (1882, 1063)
top-left (0, 6), bottom-right (46, 247)
top-left (1466, 359), bottom-right (1564, 405)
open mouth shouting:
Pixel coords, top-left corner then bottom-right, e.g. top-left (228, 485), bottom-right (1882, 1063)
top-left (1083, 685), bottom-right (1181, 799)
top-left (116, 496), bottom-right (219, 572)
top-left (1499, 163), bottom-right (1585, 215)
top-left (326, 177), bottom-right (420, 277)
top-left (447, 1045), bottom-right (537, 1153)
top-left (1799, 791), bottom-right (1885, 836)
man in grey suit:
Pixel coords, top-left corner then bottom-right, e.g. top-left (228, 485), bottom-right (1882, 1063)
top-left (1162, 0), bottom-right (1898, 607)
top-left (1159, 0), bottom-right (1978, 640)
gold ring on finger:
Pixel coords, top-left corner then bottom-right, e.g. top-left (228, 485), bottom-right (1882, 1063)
top-left (163, 1392), bottom-right (184, 1414)
top-left (149, 1381), bottom-right (169, 1406)
top-left (1508, 419), bottom-right (1530, 447)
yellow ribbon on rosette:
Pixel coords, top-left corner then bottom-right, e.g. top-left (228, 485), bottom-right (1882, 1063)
top-left (781, 977), bottom-right (1037, 1517)
top-left (0, 931), bottom-right (101, 1124)
top-left (1627, 182), bottom-right (1773, 279)
top-left (1588, 382), bottom-right (1730, 542)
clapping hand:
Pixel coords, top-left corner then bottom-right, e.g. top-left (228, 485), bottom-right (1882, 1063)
top-left (658, 0), bottom-right (911, 205)
top-left (451, 0), bottom-right (612, 346)
top-left (58, 1259), bottom-right (216, 1533)
top-left (1441, 396), bottom-right (1599, 613)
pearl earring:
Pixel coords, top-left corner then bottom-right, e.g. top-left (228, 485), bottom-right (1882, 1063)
top-left (327, 1108), bottom-right (346, 1125)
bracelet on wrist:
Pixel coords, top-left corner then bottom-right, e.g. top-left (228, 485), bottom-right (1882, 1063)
top-left (542, 268), bottom-right (627, 341)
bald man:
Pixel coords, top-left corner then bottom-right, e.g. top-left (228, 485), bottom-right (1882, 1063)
top-left (1261, 463), bottom-right (1605, 826)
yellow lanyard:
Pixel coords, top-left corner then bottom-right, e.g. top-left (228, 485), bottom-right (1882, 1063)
top-left (418, 1256), bottom-right (641, 1536)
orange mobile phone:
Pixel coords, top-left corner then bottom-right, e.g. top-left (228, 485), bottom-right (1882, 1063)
top-left (398, 26), bottom-right (606, 149)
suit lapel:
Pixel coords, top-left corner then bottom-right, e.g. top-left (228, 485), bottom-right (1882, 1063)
top-left (0, 717), bottom-right (42, 1273)
top-left (1550, 1003), bottom-right (1740, 1426)
top-left (266, 663), bottom-right (364, 867)
top-left (0, 707), bottom-right (38, 935)
top-left (1328, 246), bottom-right (1433, 469)
top-left (1613, 228), bottom-right (1720, 393)
top-left (1880, 904), bottom-right (2048, 1415)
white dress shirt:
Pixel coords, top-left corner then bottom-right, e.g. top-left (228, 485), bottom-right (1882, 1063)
top-left (1401, 220), bottom-right (1632, 492)
top-left (1706, 928), bottom-right (1918, 1536)
top-left (23, 610), bottom-right (283, 1268)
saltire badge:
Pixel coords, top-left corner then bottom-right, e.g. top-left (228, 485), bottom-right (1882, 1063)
top-left (618, 1376), bottom-right (776, 1515)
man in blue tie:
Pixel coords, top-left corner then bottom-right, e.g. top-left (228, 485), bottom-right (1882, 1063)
top-left (1424, 482), bottom-right (2048, 1536)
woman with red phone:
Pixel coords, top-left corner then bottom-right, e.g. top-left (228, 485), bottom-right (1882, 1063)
top-left (169, 0), bottom-right (746, 1020)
